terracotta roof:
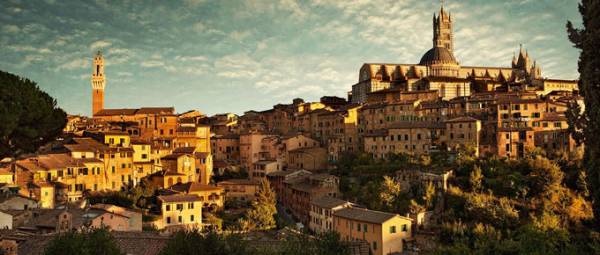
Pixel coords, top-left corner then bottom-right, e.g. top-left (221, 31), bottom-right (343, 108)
top-left (17, 231), bottom-right (169, 255)
top-left (136, 107), bottom-right (175, 115)
top-left (311, 196), bottom-right (351, 209)
top-left (388, 121), bottom-right (445, 129)
top-left (217, 179), bottom-right (259, 186)
top-left (95, 108), bottom-right (138, 116)
top-left (172, 147), bottom-right (196, 154)
top-left (446, 116), bottom-right (480, 123)
top-left (193, 152), bottom-right (208, 159)
top-left (334, 207), bottom-right (409, 224)
top-left (158, 194), bottom-right (201, 203)
top-left (170, 182), bottom-right (223, 193)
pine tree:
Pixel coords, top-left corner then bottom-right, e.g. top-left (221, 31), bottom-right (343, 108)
top-left (0, 70), bottom-right (67, 158)
top-left (567, 0), bottom-right (600, 228)
top-left (240, 178), bottom-right (277, 230)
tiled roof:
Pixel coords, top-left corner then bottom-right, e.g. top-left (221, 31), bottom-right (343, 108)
top-left (388, 121), bottom-right (445, 129)
top-left (311, 196), bottom-right (351, 209)
top-left (446, 116), bottom-right (480, 123)
top-left (170, 182), bottom-right (223, 193)
top-left (158, 194), bottom-right (202, 203)
top-left (217, 179), bottom-right (259, 186)
top-left (334, 207), bottom-right (407, 224)
top-left (95, 108), bottom-right (138, 116)
top-left (172, 147), bottom-right (196, 154)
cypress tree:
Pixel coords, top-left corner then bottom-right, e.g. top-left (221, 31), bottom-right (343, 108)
top-left (567, 0), bottom-right (600, 228)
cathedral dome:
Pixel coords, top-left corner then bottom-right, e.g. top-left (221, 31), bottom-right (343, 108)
top-left (419, 47), bottom-right (458, 65)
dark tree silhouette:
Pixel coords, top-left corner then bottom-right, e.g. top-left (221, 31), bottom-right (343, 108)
top-left (0, 70), bottom-right (67, 158)
top-left (567, 0), bottom-right (600, 228)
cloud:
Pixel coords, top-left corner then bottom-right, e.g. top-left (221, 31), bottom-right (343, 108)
top-left (229, 30), bottom-right (252, 42)
top-left (7, 45), bottom-right (52, 54)
top-left (56, 58), bottom-right (90, 71)
top-left (192, 22), bottom-right (206, 32)
top-left (175, 55), bottom-right (208, 61)
top-left (184, 0), bottom-right (205, 7)
top-left (214, 53), bottom-right (260, 78)
top-left (2, 25), bottom-right (20, 33)
top-left (140, 60), bottom-right (165, 68)
top-left (90, 40), bottom-right (112, 51)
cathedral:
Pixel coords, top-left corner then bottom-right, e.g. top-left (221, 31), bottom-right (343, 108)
top-left (350, 4), bottom-right (577, 104)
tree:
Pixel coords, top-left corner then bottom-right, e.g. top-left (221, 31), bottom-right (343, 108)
top-left (160, 230), bottom-right (254, 255)
top-left (423, 182), bottom-right (436, 210)
top-left (240, 178), bottom-right (277, 230)
top-left (577, 170), bottom-right (590, 197)
top-left (527, 156), bottom-right (564, 196)
top-left (379, 176), bottom-right (402, 211)
top-left (0, 70), bottom-right (67, 158)
top-left (567, 0), bottom-right (600, 229)
top-left (44, 228), bottom-right (123, 255)
top-left (470, 165), bottom-right (484, 192)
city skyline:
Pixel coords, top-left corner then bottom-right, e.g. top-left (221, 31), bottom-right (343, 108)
top-left (0, 0), bottom-right (582, 116)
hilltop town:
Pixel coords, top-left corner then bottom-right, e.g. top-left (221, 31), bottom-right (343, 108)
top-left (0, 3), bottom-right (593, 255)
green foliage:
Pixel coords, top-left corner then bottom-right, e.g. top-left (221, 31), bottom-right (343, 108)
top-left (0, 70), bottom-right (67, 158)
top-left (43, 228), bottom-right (124, 255)
top-left (159, 230), bottom-right (254, 255)
top-left (378, 176), bottom-right (403, 211)
top-left (213, 168), bottom-right (249, 183)
top-left (86, 179), bottom-right (156, 209)
top-left (265, 231), bottom-right (350, 255)
top-left (470, 165), bottom-right (484, 192)
top-left (87, 191), bottom-right (135, 208)
top-left (238, 178), bottom-right (277, 231)
top-left (567, 0), bottom-right (600, 229)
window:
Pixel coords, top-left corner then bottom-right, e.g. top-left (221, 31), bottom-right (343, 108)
top-left (190, 215), bottom-right (194, 222)
top-left (372, 241), bottom-right (377, 251)
top-left (166, 217), bottom-right (171, 224)
top-left (390, 226), bottom-right (397, 233)
top-left (166, 205), bottom-right (171, 211)
top-left (401, 224), bottom-right (408, 232)
top-left (188, 202), bottom-right (194, 209)
top-left (178, 216), bottom-right (182, 223)
top-left (177, 204), bottom-right (184, 210)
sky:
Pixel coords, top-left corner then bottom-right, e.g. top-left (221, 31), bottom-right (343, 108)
top-left (0, 0), bottom-right (583, 116)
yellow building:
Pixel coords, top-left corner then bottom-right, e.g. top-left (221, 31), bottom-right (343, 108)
top-left (174, 125), bottom-right (211, 153)
top-left (0, 167), bottom-right (14, 185)
top-left (28, 182), bottom-right (55, 209)
top-left (333, 207), bottom-right (413, 255)
top-left (170, 182), bottom-right (225, 212)
top-left (161, 153), bottom-right (196, 184)
top-left (157, 194), bottom-right (202, 231)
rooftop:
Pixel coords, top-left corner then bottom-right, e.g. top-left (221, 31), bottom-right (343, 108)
top-left (334, 207), bottom-right (409, 224)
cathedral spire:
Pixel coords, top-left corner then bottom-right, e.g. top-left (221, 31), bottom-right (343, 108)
top-left (433, 0), bottom-right (453, 53)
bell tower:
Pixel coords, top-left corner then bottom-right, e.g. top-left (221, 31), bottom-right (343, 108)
top-left (91, 51), bottom-right (106, 116)
top-left (433, 2), bottom-right (453, 53)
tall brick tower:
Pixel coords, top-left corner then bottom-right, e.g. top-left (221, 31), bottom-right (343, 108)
top-left (433, 3), bottom-right (453, 54)
top-left (91, 51), bottom-right (106, 116)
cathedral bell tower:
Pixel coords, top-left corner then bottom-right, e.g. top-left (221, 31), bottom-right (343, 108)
top-left (433, 3), bottom-right (453, 53)
top-left (91, 51), bottom-right (106, 116)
